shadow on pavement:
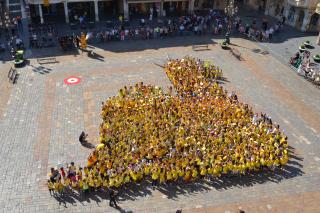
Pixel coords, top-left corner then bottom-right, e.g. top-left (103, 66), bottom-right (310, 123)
top-left (31, 65), bottom-right (53, 75)
top-left (1, 6), bottom-right (318, 63)
top-left (4, 28), bottom-right (314, 63)
top-left (51, 145), bottom-right (304, 207)
top-left (85, 49), bottom-right (105, 62)
top-left (81, 141), bottom-right (95, 149)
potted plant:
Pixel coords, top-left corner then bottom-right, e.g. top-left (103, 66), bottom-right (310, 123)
top-left (221, 40), bottom-right (229, 49)
top-left (304, 40), bottom-right (312, 47)
top-left (299, 45), bottom-right (306, 53)
top-left (13, 50), bottom-right (24, 67)
top-left (313, 54), bottom-right (320, 63)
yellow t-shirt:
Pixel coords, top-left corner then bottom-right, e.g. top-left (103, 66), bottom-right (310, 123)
top-left (64, 178), bottom-right (71, 186)
top-left (200, 167), bottom-right (207, 176)
top-left (83, 182), bottom-right (89, 190)
top-left (48, 182), bottom-right (54, 190)
top-left (178, 169), bottom-right (184, 177)
top-left (89, 179), bottom-right (94, 187)
top-left (144, 166), bottom-right (150, 175)
top-left (84, 168), bottom-right (89, 176)
top-left (78, 180), bottom-right (83, 188)
top-left (172, 170), bottom-right (178, 179)
top-left (109, 178), bottom-right (114, 187)
top-left (124, 175), bottom-right (131, 183)
top-left (167, 171), bottom-right (172, 180)
top-left (152, 172), bottom-right (159, 180)
top-left (71, 181), bottom-right (77, 189)
top-left (192, 169), bottom-right (198, 178)
top-left (184, 171), bottom-right (191, 181)
top-left (159, 172), bottom-right (165, 183)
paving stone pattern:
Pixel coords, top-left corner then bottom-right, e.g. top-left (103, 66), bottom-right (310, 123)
top-left (0, 37), bottom-right (319, 213)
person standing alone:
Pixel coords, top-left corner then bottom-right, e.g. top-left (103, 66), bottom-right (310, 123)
top-left (109, 189), bottom-right (119, 208)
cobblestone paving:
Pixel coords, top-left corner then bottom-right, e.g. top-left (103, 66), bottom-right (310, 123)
top-left (0, 62), bottom-right (14, 119)
top-left (0, 37), bottom-right (319, 213)
top-left (183, 191), bottom-right (320, 213)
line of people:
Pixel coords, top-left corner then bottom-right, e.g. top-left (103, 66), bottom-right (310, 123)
top-left (48, 162), bottom-right (119, 207)
top-left (234, 16), bottom-right (286, 42)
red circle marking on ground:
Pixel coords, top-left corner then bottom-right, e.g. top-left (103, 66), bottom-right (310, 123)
top-left (64, 76), bottom-right (81, 85)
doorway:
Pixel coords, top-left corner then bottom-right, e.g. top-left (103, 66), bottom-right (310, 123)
top-left (296, 10), bottom-right (304, 29)
top-left (308, 13), bottom-right (319, 32)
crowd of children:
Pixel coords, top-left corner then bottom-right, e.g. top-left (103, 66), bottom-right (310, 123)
top-left (47, 162), bottom-right (89, 196)
top-left (48, 57), bottom-right (289, 194)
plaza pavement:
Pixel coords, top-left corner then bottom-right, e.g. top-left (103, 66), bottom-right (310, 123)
top-left (0, 36), bottom-right (319, 213)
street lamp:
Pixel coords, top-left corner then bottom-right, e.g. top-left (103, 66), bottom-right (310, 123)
top-left (224, 0), bottom-right (238, 44)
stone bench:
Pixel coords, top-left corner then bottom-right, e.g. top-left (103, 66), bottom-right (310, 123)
top-left (192, 44), bottom-right (209, 51)
top-left (37, 57), bottom-right (57, 65)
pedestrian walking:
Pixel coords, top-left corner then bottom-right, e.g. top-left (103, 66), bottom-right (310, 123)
top-left (75, 36), bottom-right (80, 48)
top-left (79, 131), bottom-right (88, 143)
top-left (281, 16), bottom-right (286, 25)
top-left (109, 189), bottom-right (119, 208)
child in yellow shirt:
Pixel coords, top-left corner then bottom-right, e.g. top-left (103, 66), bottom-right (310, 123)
top-left (82, 180), bottom-right (89, 196)
top-left (47, 180), bottom-right (55, 196)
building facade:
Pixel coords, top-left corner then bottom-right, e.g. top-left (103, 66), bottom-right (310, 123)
top-left (283, 0), bottom-right (319, 32)
top-left (20, 0), bottom-right (200, 24)
top-left (242, 0), bottom-right (319, 33)
top-left (2, 0), bottom-right (233, 24)
top-left (2, 0), bottom-right (318, 34)
top-left (3, 0), bottom-right (24, 18)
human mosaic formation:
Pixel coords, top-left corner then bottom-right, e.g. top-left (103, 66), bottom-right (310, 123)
top-left (48, 57), bottom-right (289, 194)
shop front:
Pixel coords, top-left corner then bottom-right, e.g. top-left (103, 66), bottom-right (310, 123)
top-left (129, 1), bottom-right (159, 18)
top-left (125, 0), bottom-right (193, 20)
top-left (28, 0), bottom-right (66, 24)
top-left (98, 0), bottom-right (118, 21)
top-left (127, 0), bottom-right (161, 19)
top-left (68, 1), bottom-right (95, 22)
top-left (28, 0), bottom-right (112, 24)
top-left (163, 0), bottom-right (189, 17)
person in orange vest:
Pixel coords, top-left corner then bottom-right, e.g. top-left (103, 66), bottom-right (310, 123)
top-left (80, 32), bottom-right (87, 50)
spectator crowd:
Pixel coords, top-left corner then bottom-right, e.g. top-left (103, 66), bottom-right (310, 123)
top-left (0, 10), bottom-right (287, 54)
